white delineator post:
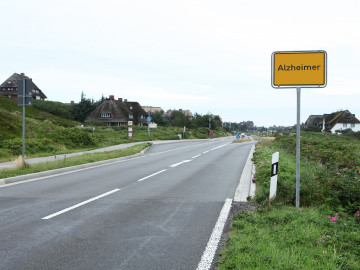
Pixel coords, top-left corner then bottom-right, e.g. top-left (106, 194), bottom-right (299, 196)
top-left (269, 152), bottom-right (279, 200)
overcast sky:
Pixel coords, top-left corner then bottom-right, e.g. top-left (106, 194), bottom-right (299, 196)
top-left (1, 0), bottom-right (360, 127)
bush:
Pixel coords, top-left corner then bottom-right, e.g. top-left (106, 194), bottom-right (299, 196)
top-left (253, 132), bottom-right (360, 213)
top-left (0, 138), bottom-right (56, 155)
top-left (32, 100), bottom-right (73, 120)
top-left (50, 128), bottom-right (97, 148)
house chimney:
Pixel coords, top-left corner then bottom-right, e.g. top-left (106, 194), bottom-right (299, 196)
top-left (20, 73), bottom-right (25, 76)
top-left (118, 98), bottom-right (123, 102)
top-left (109, 95), bottom-right (114, 100)
top-left (70, 100), bottom-right (74, 106)
top-left (124, 99), bottom-right (127, 102)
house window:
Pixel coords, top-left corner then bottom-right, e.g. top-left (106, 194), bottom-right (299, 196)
top-left (129, 114), bottom-right (133, 119)
top-left (100, 112), bottom-right (112, 118)
top-left (351, 123), bottom-right (355, 128)
top-left (343, 123), bottom-right (347, 128)
top-left (346, 117), bottom-right (351, 121)
top-left (130, 106), bottom-right (133, 110)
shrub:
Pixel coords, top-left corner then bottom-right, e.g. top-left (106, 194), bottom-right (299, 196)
top-left (32, 100), bottom-right (73, 120)
top-left (253, 132), bottom-right (360, 212)
top-left (51, 128), bottom-right (97, 148)
top-left (0, 138), bottom-right (56, 155)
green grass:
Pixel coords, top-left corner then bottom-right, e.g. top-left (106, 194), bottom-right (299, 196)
top-left (217, 132), bottom-right (360, 269)
top-left (0, 143), bottom-right (151, 179)
top-left (217, 206), bottom-right (360, 269)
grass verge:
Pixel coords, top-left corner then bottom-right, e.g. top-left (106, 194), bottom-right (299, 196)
top-left (217, 132), bottom-right (360, 269)
top-left (217, 205), bottom-right (360, 269)
top-left (232, 139), bottom-right (251, 143)
top-left (0, 143), bottom-right (151, 180)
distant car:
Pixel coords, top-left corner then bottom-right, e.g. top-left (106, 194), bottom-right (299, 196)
top-left (247, 134), bottom-right (251, 137)
top-left (240, 133), bottom-right (245, 138)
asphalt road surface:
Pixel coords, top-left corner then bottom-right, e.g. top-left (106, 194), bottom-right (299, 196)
top-left (0, 138), bottom-right (254, 270)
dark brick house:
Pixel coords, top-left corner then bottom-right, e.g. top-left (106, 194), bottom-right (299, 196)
top-left (0, 73), bottom-right (47, 101)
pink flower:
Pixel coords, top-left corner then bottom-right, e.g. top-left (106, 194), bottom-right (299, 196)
top-left (355, 177), bottom-right (358, 179)
top-left (316, 153), bottom-right (319, 156)
top-left (336, 172), bottom-right (341, 175)
top-left (356, 211), bottom-right (359, 216)
top-left (343, 168), bottom-right (348, 170)
top-left (252, 178), bottom-right (256, 182)
top-left (318, 182), bottom-right (320, 184)
top-left (328, 214), bottom-right (339, 222)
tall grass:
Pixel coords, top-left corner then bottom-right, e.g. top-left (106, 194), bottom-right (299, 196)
top-left (217, 206), bottom-right (360, 270)
top-left (217, 132), bottom-right (360, 269)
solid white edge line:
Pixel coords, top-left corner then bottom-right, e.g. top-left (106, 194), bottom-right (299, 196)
top-left (192, 154), bottom-right (201, 159)
top-left (41, 188), bottom-right (121, 220)
top-left (233, 144), bottom-right (256, 202)
top-left (196, 198), bottom-right (232, 270)
top-left (203, 151), bottom-right (209, 154)
top-left (137, 169), bottom-right (167, 182)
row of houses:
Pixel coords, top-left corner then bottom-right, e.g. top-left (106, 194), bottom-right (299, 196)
top-left (84, 95), bottom-right (196, 126)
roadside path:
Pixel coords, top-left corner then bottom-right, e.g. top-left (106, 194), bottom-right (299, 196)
top-left (0, 138), bottom-right (227, 170)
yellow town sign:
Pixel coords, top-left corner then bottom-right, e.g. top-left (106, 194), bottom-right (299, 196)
top-left (272, 51), bottom-right (327, 88)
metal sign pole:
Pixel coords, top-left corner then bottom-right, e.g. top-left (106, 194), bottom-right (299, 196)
top-left (148, 106), bottom-right (150, 138)
top-left (296, 87), bottom-right (301, 208)
top-left (22, 79), bottom-right (25, 159)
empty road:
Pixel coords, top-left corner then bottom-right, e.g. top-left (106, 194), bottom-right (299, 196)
top-left (0, 138), bottom-right (254, 270)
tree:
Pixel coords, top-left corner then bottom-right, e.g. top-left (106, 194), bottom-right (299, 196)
top-left (32, 100), bottom-right (73, 120)
top-left (151, 110), bottom-right (168, 126)
top-left (193, 115), bottom-right (216, 129)
top-left (213, 116), bottom-right (222, 128)
top-left (71, 92), bottom-right (98, 123)
top-left (169, 111), bottom-right (191, 127)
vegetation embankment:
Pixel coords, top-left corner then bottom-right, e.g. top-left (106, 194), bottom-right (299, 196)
top-left (0, 96), bottom-right (229, 163)
top-left (217, 132), bottom-right (360, 269)
top-left (0, 143), bottom-right (151, 180)
top-left (233, 138), bottom-right (251, 143)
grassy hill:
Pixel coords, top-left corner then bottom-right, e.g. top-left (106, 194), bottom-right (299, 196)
top-left (0, 95), bottom-right (76, 141)
top-left (0, 96), bottom-right (228, 162)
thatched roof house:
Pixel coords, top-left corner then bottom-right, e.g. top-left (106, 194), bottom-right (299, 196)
top-left (85, 96), bottom-right (148, 126)
top-left (305, 110), bottom-right (360, 133)
top-left (0, 73), bottom-right (47, 101)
